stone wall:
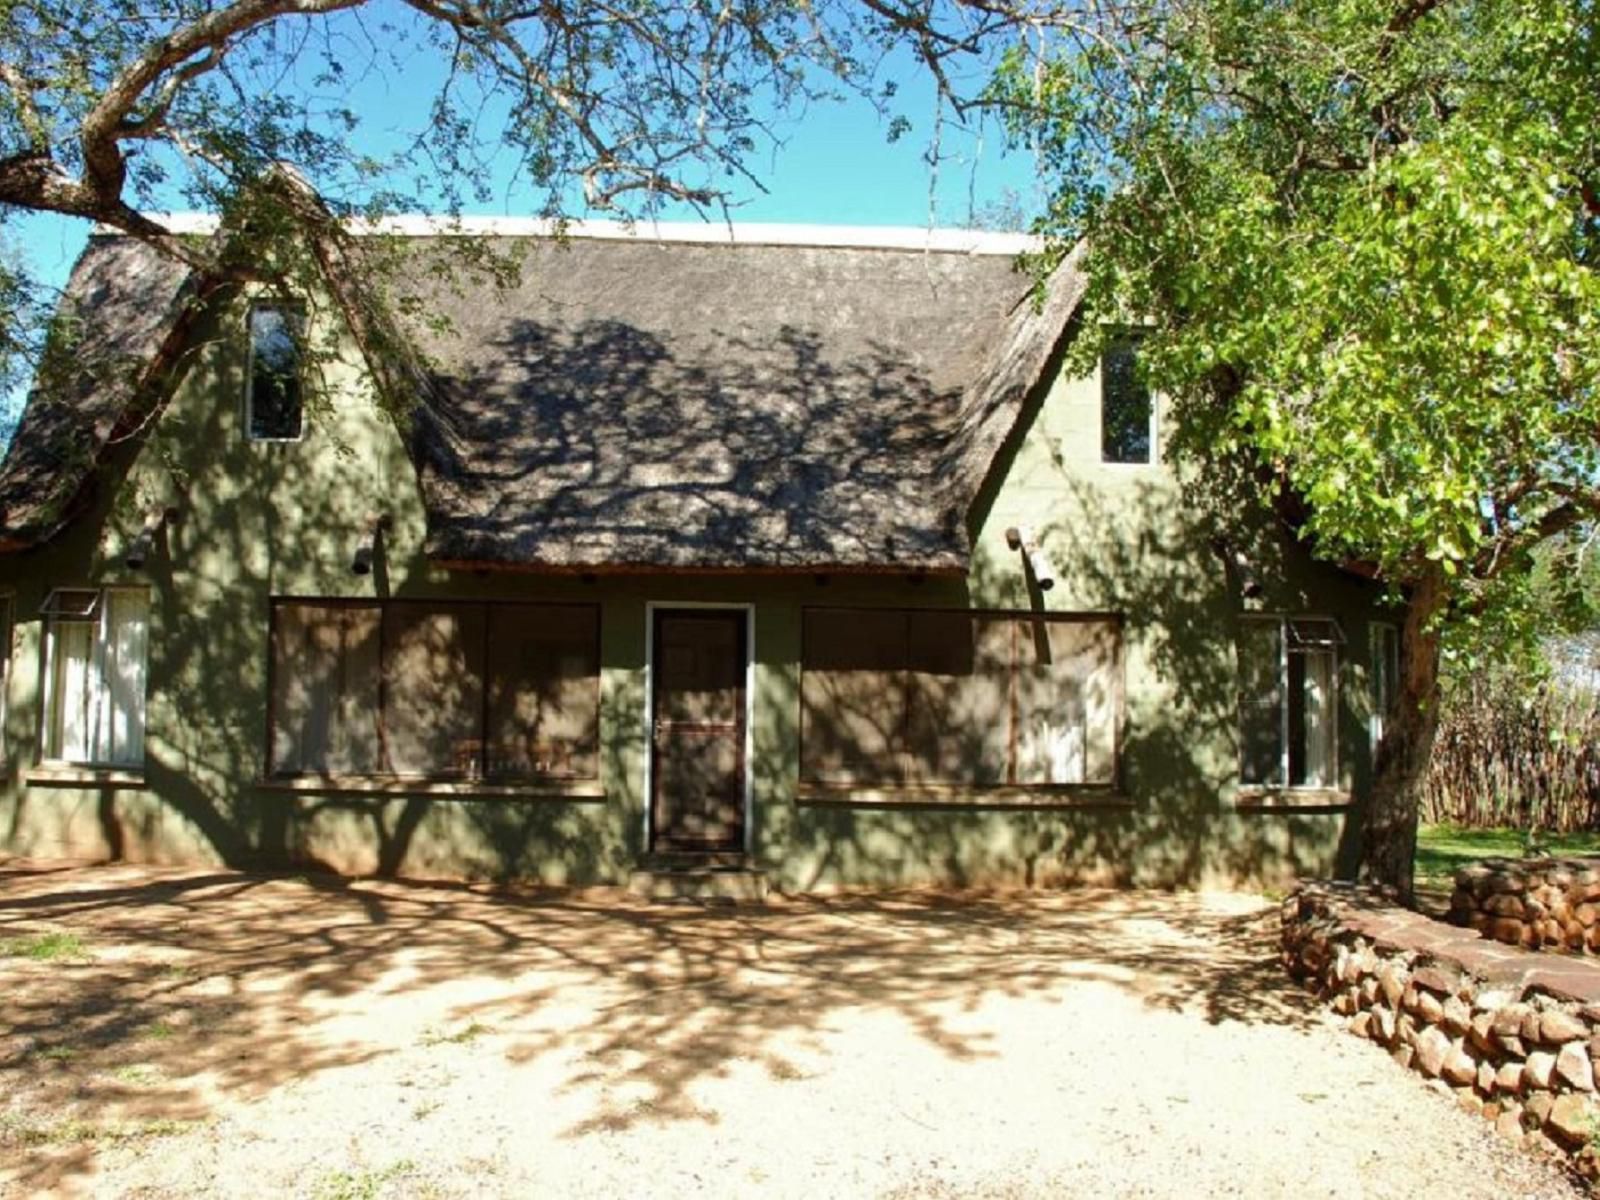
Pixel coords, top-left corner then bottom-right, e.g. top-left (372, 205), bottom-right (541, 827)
top-left (1449, 857), bottom-right (1600, 952)
top-left (1283, 882), bottom-right (1600, 1179)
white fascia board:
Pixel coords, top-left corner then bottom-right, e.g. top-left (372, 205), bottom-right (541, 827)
top-left (115, 213), bottom-right (1039, 256)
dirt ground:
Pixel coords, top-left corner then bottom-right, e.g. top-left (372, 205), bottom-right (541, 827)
top-left (0, 861), bottom-right (1584, 1200)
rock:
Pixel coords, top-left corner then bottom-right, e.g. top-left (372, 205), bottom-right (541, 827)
top-left (1335, 946), bottom-right (1357, 984)
top-left (1391, 1044), bottom-right (1415, 1071)
top-left (1525, 1051), bottom-right (1557, 1090)
top-left (1477, 1061), bottom-right (1498, 1095)
top-left (1349, 1012), bottom-right (1372, 1039)
top-left (1579, 903), bottom-right (1600, 926)
top-left (1455, 1087), bottom-right (1483, 1116)
top-left (1379, 964), bottom-right (1407, 1009)
top-left (1493, 1004), bottom-right (1531, 1038)
top-left (1549, 1093), bottom-right (1598, 1146)
top-left (1496, 1061), bottom-right (1525, 1095)
top-left (1558, 1042), bottom-right (1596, 1092)
top-left (1544, 918), bottom-right (1566, 944)
top-left (1477, 989), bottom-right (1516, 1013)
top-left (1416, 1026), bottom-right (1452, 1078)
top-left (1522, 1008), bottom-right (1544, 1042)
top-left (1373, 1006), bottom-right (1397, 1043)
top-left (1469, 1012), bottom-right (1497, 1053)
top-left (1442, 1043), bottom-right (1478, 1086)
top-left (1526, 1090), bottom-right (1556, 1125)
top-left (1441, 995), bottom-right (1472, 1036)
top-left (1358, 977), bottom-right (1380, 1007)
top-left (1485, 893), bottom-right (1525, 918)
top-left (1540, 1009), bottom-right (1588, 1045)
top-left (1413, 964), bottom-right (1459, 995)
top-left (1489, 918), bottom-right (1524, 945)
top-left (1416, 990), bottom-right (1445, 1025)
top-left (1334, 990), bottom-right (1357, 1016)
top-left (1498, 1034), bottom-right (1527, 1057)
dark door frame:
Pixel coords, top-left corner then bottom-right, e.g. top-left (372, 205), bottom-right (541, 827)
top-left (644, 602), bottom-right (753, 855)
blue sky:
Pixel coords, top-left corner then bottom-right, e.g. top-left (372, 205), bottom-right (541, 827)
top-left (10, 19), bottom-right (1042, 305)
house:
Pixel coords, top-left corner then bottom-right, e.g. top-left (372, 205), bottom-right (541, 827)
top-left (0, 219), bottom-right (1390, 890)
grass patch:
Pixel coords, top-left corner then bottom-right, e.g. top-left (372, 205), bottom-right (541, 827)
top-left (0, 931), bottom-right (87, 961)
top-left (1416, 824), bottom-right (1600, 890)
top-left (3, 1116), bottom-right (196, 1147)
top-left (37, 1045), bottom-right (79, 1063)
top-left (313, 1159), bottom-right (417, 1200)
top-left (139, 1020), bottom-right (178, 1041)
top-left (112, 1063), bottom-right (161, 1085)
top-left (419, 1021), bottom-right (489, 1048)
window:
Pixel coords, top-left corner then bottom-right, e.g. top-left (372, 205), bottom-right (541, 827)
top-left (267, 599), bottom-right (600, 782)
top-left (1238, 615), bottom-right (1342, 790)
top-left (1370, 622), bottom-right (1401, 752)
top-left (41, 587), bottom-right (150, 767)
top-left (1101, 338), bottom-right (1153, 464)
top-left (246, 304), bottom-right (304, 441)
top-left (800, 607), bottom-right (1121, 788)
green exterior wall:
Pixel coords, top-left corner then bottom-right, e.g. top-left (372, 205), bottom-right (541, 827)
top-left (0, 288), bottom-right (1387, 890)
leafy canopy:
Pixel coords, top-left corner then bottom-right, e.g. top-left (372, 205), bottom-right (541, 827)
top-left (995, 0), bottom-right (1600, 656)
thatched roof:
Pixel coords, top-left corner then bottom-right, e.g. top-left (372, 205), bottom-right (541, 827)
top-left (0, 238), bottom-right (194, 548)
top-left (0, 227), bottom-right (1084, 571)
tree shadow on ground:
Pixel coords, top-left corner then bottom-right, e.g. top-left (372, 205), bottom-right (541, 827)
top-left (1, 861), bottom-right (1324, 1191)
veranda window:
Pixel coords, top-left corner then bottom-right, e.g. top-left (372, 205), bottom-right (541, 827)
top-left (1238, 615), bottom-right (1342, 789)
top-left (41, 587), bottom-right (150, 767)
top-left (800, 608), bottom-right (1122, 788)
top-left (268, 599), bottom-right (600, 782)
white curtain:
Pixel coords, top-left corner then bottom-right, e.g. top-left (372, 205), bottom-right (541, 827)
top-left (47, 589), bottom-right (148, 766)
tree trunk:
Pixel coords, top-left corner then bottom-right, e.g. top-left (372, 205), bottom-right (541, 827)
top-left (1360, 565), bottom-right (1446, 903)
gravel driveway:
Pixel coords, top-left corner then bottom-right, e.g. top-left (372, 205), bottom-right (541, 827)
top-left (0, 861), bottom-right (1582, 1199)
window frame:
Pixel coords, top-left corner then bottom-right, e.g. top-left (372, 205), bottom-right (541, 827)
top-left (244, 302), bottom-right (307, 444)
top-left (263, 595), bottom-right (603, 788)
top-left (1099, 336), bottom-right (1158, 466)
top-left (1236, 612), bottom-right (1345, 797)
top-left (796, 604), bottom-right (1127, 802)
top-left (38, 585), bottom-right (151, 770)
top-left (1370, 621), bottom-right (1401, 755)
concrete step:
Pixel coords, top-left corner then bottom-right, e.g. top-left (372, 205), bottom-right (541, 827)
top-left (626, 865), bottom-right (769, 903)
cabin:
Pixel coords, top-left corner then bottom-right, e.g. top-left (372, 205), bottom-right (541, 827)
top-left (0, 219), bottom-right (1395, 891)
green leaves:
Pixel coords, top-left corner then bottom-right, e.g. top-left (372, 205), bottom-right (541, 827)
top-left (996, 0), bottom-right (1600, 661)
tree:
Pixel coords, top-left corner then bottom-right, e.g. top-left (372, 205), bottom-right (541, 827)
top-left (0, 0), bottom-right (1020, 387)
top-left (991, 0), bottom-right (1600, 898)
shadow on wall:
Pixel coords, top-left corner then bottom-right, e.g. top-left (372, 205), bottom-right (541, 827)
top-left (0, 863), bottom-right (1324, 1193)
top-left (11, 308), bottom-right (996, 885)
top-left (772, 464), bottom-right (1365, 890)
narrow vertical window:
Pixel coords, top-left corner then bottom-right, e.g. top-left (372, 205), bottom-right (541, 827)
top-left (40, 587), bottom-right (150, 767)
top-left (247, 304), bottom-right (304, 441)
top-left (1101, 338), bottom-right (1153, 464)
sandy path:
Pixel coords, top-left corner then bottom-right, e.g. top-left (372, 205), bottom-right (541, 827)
top-left (0, 862), bottom-right (1582, 1199)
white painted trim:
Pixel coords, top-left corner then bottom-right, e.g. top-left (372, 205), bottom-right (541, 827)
top-left (113, 213), bottom-right (1038, 256)
top-left (642, 601), bottom-right (756, 857)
